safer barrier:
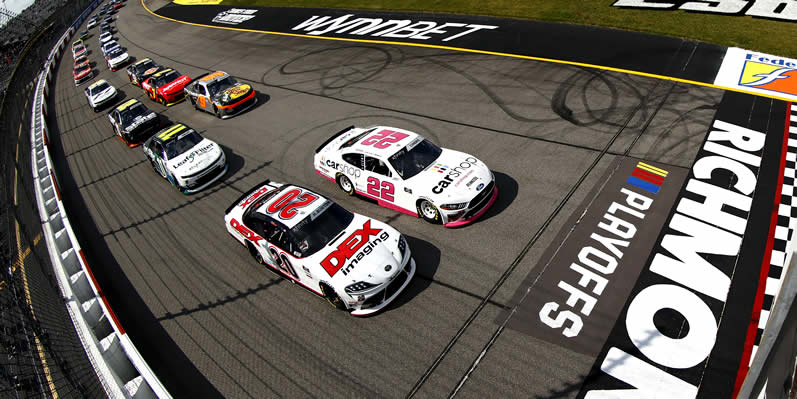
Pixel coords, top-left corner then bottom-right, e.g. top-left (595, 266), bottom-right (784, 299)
top-left (28, 5), bottom-right (171, 398)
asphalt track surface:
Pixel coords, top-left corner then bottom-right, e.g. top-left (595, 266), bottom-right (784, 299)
top-left (49, 1), bottom-right (725, 397)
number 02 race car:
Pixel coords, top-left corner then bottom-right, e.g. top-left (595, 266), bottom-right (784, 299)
top-left (184, 71), bottom-right (257, 119)
top-left (143, 123), bottom-right (227, 193)
top-left (225, 181), bottom-right (416, 316)
top-left (315, 126), bottom-right (498, 227)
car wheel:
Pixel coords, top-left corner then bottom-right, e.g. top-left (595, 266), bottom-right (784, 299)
top-left (337, 174), bottom-right (355, 196)
top-left (213, 105), bottom-right (220, 118)
top-left (247, 243), bottom-right (264, 265)
top-left (417, 199), bottom-right (441, 224)
top-left (320, 283), bottom-right (347, 311)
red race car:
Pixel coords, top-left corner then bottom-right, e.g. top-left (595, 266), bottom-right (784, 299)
top-left (141, 68), bottom-right (190, 106)
top-left (73, 64), bottom-right (93, 86)
top-left (74, 55), bottom-right (90, 69)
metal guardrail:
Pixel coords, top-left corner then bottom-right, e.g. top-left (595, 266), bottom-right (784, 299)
top-left (28, 5), bottom-right (171, 398)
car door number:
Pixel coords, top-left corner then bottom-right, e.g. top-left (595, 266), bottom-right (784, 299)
top-left (367, 177), bottom-right (394, 202)
top-left (268, 246), bottom-right (298, 279)
top-left (198, 96), bottom-right (206, 108)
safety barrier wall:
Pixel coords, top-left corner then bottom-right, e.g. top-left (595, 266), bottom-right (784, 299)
top-left (29, 4), bottom-right (171, 398)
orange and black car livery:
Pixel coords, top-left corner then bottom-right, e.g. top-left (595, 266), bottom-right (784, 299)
top-left (184, 71), bottom-right (257, 119)
top-left (141, 68), bottom-right (190, 105)
top-left (126, 58), bottom-right (161, 86)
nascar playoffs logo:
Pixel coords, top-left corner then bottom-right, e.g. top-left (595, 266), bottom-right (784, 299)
top-left (212, 8), bottom-right (258, 25)
top-left (739, 53), bottom-right (797, 96)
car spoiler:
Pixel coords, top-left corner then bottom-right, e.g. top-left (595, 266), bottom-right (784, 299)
top-left (224, 179), bottom-right (271, 215)
top-left (315, 125), bottom-right (355, 154)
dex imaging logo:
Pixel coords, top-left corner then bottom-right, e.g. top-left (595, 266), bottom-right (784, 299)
top-left (739, 53), bottom-right (797, 97)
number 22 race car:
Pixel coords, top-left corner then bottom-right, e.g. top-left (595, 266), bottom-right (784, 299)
top-left (314, 126), bottom-right (498, 227)
top-left (224, 181), bottom-right (416, 316)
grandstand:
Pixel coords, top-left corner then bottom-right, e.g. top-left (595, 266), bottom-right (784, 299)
top-left (1, 0), bottom-right (65, 94)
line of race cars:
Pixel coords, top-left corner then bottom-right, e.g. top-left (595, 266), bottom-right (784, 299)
top-left (67, 1), bottom-right (499, 315)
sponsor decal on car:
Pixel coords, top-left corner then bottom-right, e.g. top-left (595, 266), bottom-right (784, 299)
top-left (432, 157), bottom-right (478, 194)
top-left (291, 14), bottom-right (498, 42)
top-left (225, 84), bottom-right (251, 100)
top-left (715, 48), bottom-right (797, 101)
top-left (174, 143), bottom-right (215, 168)
top-left (321, 220), bottom-right (387, 277)
top-left (212, 8), bottom-right (258, 25)
top-left (325, 159), bottom-right (361, 178)
top-left (612, 0), bottom-right (797, 22)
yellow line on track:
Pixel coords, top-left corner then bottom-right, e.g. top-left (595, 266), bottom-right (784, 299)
top-left (141, 0), bottom-right (794, 103)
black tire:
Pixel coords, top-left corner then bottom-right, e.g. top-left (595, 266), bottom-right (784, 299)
top-left (213, 105), bottom-right (220, 118)
top-left (336, 174), bottom-right (355, 196)
top-left (247, 243), bottom-right (264, 265)
top-left (320, 283), bottom-right (347, 310)
top-left (417, 199), bottom-right (441, 224)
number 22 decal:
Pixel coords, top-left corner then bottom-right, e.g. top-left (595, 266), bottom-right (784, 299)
top-left (367, 177), bottom-right (394, 202)
top-left (361, 130), bottom-right (409, 149)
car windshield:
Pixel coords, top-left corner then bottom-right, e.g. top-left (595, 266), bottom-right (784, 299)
top-left (75, 65), bottom-right (90, 74)
top-left (163, 130), bottom-right (202, 159)
top-left (290, 202), bottom-right (354, 257)
top-left (135, 60), bottom-right (154, 74)
top-left (89, 82), bottom-right (109, 95)
top-left (109, 49), bottom-right (124, 58)
top-left (120, 104), bottom-right (147, 124)
top-left (206, 77), bottom-right (235, 97)
top-left (154, 71), bottom-right (178, 87)
top-left (388, 138), bottom-right (442, 179)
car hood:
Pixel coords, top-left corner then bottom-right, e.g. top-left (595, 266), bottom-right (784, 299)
top-left (74, 69), bottom-right (90, 78)
top-left (123, 112), bottom-right (157, 132)
top-left (110, 52), bottom-right (128, 63)
top-left (213, 83), bottom-right (253, 105)
top-left (411, 149), bottom-right (493, 204)
top-left (308, 215), bottom-right (403, 285)
top-left (160, 75), bottom-right (190, 94)
top-left (91, 86), bottom-right (116, 102)
top-left (166, 139), bottom-right (222, 176)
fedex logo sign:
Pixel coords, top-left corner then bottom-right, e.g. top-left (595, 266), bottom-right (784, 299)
top-left (321, 221), bottom-right (381, 276)
top-left (613, 0), bottom-right (797, 21)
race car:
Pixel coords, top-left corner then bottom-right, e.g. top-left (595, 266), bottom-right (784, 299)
top-left (126, 58), bottom-right (161, 86)
top-left (105, 47), bottom-right (129, 71)
top-left (101, 41), bottom-right (119, 56)
top-left (314, 126), bottom-right (498, 227)
top-left (72, 44), bottom-right (87, 58)
top-left (184, 71), bottom-right (257, 118)
top-left (141, 68), bottom-right (190, 105)
top-left (107, 99), bottom-right (161, 146)
top-left (224, 180), bottom-right (416, 316)
top-left (98, 31), bottom-right (112, 44)
top-left (73, 64), bottom-right (93, 86)
top-left (79, 30), bottom-right (91, 39)
top-left (71, 39), bottom-right (83, 51)
top-left (85, 79), bottom-right (117, 112)
top-left (87, 17), bottom-right (97, 29)
top-left (142, 123), bottom-right (227, 193)
top-left (74, 54), bottom-right (90, 69)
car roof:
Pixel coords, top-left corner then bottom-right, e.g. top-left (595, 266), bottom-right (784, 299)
top-left (153, 123), bottom-right (196, 144)
top-left (251, 185), bottom-right (332, 230)
top-left (88, 80), bottom-right (108, 89)
top-left (114, 98), bottom-right (139, 112)
top-left (197, 71), bottom-right (229, 85)
top-left (152, 68), bottom-right (175, 78)
top-left (344, 126), bottom-right (423, 158)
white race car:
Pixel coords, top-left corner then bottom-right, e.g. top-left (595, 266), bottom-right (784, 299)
top-left (105, 47), bottom-right (129, 71)
top-left (224, 180), bottom-right (416, 316)
top-left (98, 31), bottom-right (112, 44)
top-left (84, 79), bottom-right (117, 112)
top-left (315, 126), bottom-right (498, 227)
top-left (142, 123), bottom-right (227, 194)
top-left (101, 40), bottom-right (119, 56)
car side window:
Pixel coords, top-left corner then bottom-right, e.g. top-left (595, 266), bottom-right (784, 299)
top-left (342, 153), bottom-right (363, 169)
top-left (365, 156), bottom-right (391, 177)
top-left (153, 142), bottom-right (164, 158)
